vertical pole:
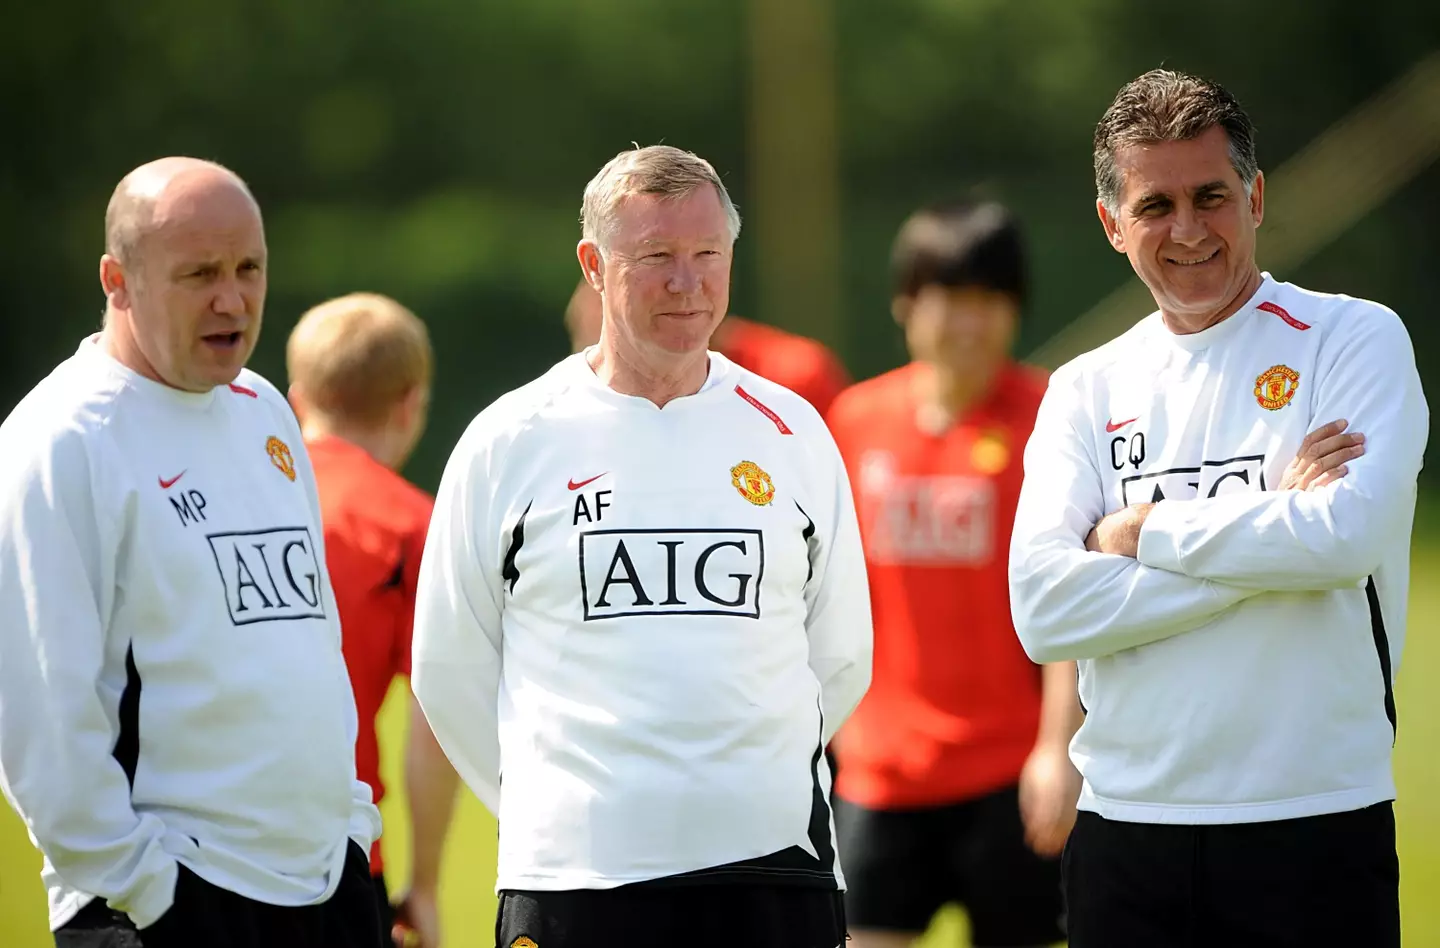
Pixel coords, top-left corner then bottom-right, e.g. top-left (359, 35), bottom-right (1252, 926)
top-left (745, 0), bottom-right (842, 350)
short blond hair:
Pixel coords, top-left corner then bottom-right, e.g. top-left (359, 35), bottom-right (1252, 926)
top-left (580, 145), bottom-right (741, 250)
top-left (286, 293), bottom-right (432, 427)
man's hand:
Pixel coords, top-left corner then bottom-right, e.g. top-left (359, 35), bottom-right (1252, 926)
top-left (1084, 503), bottom-right (1155, 558)
top-left (1278, 418), bottom-right (1365, 492)
top-left (1018, 741), bottom-right (1081, 858)
top-left (391, 887), bottom-right (441, 948)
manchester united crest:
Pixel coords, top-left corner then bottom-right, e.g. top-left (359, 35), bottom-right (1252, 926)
top-left (730, 460), bottom-right (775, 506)
top-left (266, 435), bottom-right (296, 481)
top-left (1254, 364), bottom-right (1300, 411)
top-left (970, 431), bottom-right (1010, 475)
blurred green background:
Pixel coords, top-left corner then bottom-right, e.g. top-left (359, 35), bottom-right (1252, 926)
top-left (2, 0), bottom-right (1438, 944)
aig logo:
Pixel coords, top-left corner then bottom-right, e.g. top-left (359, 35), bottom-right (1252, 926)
top-left (579, 528), bottom-right (764, 621)
top-left (207, 527), bottom-right (327, 626)
top-left (1120, 455), bottom-right (1268, 505)
top-left (862, 475), bottom-right (994, 566)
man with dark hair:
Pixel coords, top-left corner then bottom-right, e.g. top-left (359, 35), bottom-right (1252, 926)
top-left (826, 198), bottom-right (1080, 948)
top-left (1010, 68), bottom-right (1425, 947)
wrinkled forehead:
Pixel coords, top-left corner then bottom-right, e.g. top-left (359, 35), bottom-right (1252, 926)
top-left (1113, 127), bottom-right (1241, 202)
top-left (610, 188), bottom-right (731, 247)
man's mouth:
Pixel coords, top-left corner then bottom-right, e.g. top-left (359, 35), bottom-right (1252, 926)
top-left (1167, 248), bottom-right (1219, 266)
top-left (202, 331), bottom-right (243, 349)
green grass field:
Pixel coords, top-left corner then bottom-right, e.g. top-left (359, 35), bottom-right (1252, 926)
top-left (4, 546), bottom-right (1438, 947)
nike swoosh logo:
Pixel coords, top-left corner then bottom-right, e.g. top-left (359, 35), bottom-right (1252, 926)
top-left (567, 473), bottom-right (607, 491)
top-left (1105, 417), bottom-right (1139, 433)
top-left (158, 471), bottom-right (186, 489)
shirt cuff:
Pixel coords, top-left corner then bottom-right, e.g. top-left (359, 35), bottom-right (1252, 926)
top-left (1136, 501), bottom-right (1186, 574)
top-left (122, 859), bottom-right (179, 930)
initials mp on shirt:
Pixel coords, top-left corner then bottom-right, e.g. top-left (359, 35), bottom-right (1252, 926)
top-left (1120, 454), bottom-right (1268, 506)
top-left (579, 528), bottom-right (764, 620)
top-left (206, 527), bottom-right (327, 626)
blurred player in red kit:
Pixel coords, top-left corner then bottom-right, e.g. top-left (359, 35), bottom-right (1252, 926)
top-left (287, 293), bottom-right (460, 948)
top-left (826, 200), bottom-right (1082, 948)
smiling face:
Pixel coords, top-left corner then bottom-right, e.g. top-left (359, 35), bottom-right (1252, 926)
top-left (101, 163), bottom-right (267, 391)
top-left (1097, 124), bottom-right (1264, 333)
top-left (580, 186), bottom-right (733, 363)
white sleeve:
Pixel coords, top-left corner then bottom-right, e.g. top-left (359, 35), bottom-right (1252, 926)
top-left (289, 430), bottom-right (382, 854)
top-left (800, 429), bottom-right (872, 745)
top-left (1009, 370), bottom-right (1260, 663)
top-left (0, 429), bottom-right (178, 928)
top-left (1137, 306), bottom-right (1429, 589)
top-left (411, 426), bottom-right (506, 814)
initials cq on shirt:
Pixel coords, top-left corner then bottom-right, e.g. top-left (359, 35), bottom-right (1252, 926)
top-left (579, 528), bottom-right (765, 620)
top-left (206, 526), bottom-right (328, 626)
top-left (1120, 454), bottom-right (1268, 506)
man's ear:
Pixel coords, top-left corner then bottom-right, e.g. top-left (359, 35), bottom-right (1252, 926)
top-left (1249, 170), bottom-right (1265, 229)
top-left (286, 383), bottom-right (309, 424)
top-left (99, 254), bottom-right (132, 309)
top-left (1096, 199), bottom-right (1127, 254)
top-left (891, 296), bottom-right (912, 327)
top-left (577, 241), bottom-right (605, 292)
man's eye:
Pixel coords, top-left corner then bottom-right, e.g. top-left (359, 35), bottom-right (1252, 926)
top-left (1197, 193), bottom-right (1225, 207)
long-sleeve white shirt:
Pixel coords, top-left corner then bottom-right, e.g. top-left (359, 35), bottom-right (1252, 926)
top-left (412, 351), bottom-right (872, 891)
top-left (0, 338), bottom-right (381, 930)
top-left (1009, 274), bottom-right (1427, 824)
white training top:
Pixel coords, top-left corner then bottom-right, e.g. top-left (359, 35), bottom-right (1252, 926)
top-left (1009, 274), bottom-right (1428, 824)
top-left (412, 351), bottom-right (872, 892)
top-left (0, 338), bottom-right (381, 930)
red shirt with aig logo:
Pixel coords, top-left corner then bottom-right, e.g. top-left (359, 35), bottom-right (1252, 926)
top-left (827, 360), bottom-right (1048, 809)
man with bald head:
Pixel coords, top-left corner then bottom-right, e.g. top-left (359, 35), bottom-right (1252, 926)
top-left (0, 158), bottom-right (385, 948)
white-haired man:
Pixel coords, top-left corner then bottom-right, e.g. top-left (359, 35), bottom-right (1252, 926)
top-left (413, 144), bottom-right (872, 948)
top-left (0, 158), bottom-right (383, 947)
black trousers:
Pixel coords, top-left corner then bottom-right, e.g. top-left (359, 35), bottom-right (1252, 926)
top-left (55, 841), bottom-right (385, 948)
top-left (1063, 802), bottom-right (1400, 948)
top-left (496, 883), bottom-right (847, 948)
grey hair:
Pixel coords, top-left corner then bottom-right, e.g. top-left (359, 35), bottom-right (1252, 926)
top-left (580, 145), bottom-right (741, 250)
top-left (1094, 69), bottom-right (1259, 214)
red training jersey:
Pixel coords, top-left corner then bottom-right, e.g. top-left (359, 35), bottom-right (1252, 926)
top-left (720, 317), bottom-right (851, 418)
top-left (307, 435), bottom-right (434, 873)
top-left (826, 361), bottom-right (1048, 810)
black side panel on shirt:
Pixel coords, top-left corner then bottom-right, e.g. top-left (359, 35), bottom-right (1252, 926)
top-left (113, 644), bottom-right (141, 789)
top-left (502, 501), bottom-right (533, 593)
top-left (1365, 576), bottom-right (1398, 743)
top-left (631, 703), bottom-right (837, 890)
top-left (796, 501), bottom-right (816, 584)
